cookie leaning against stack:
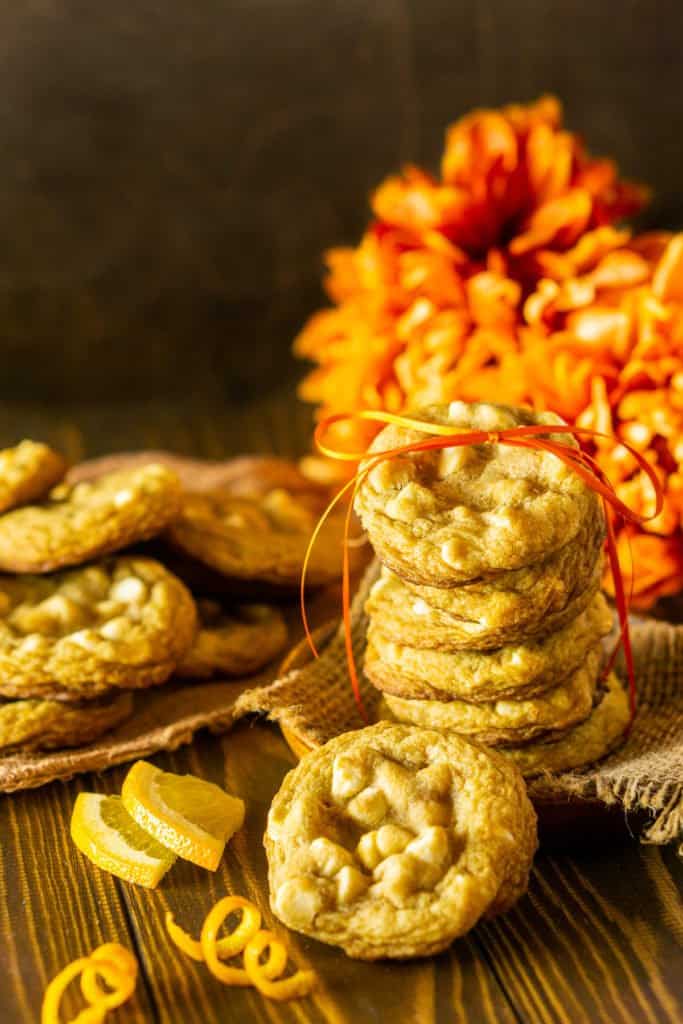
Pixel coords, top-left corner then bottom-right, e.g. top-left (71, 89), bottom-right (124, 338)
top-left (0, 449), bottom-right (196, 753)
top-left (354, 402), bottom-right (631, 776)
top-left (266, 722), bottom-right (537, 959)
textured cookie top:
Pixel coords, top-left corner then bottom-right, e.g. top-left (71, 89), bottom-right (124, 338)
top-left (0, 464), bottom-right (182, 573)
top-left (168, 487), bottom-right (361, 586)
top-left (354, 402), bottom-right (599, 584)
top-left (266, 722), bottom-right (536, 959)
top-left (405, 505), bottom-right (605, 627)
top-left (366, 592), bottom-right (612, 702)
top-left (0, 557), bottom-right (196, 697)
top-left (0, 440), bottom-right (66, 515)
top-left (176, 599), bottom-right (288, 678)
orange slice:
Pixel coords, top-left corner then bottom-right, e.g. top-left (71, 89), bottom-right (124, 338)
top-left (121, 760), bottom-right (245, 870)
top-left (70, 793), bottom-right (175, 888)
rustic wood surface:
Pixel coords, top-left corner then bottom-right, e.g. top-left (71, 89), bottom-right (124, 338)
top-left (0, 392), bottom-right (681, 1024)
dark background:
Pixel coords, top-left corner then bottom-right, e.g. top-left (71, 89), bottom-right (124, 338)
top-left (1, 0), bottom-right (681, 406)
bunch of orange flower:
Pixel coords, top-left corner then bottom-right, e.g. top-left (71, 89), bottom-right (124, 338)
top-left (294, 95), bottom-right (683, 607)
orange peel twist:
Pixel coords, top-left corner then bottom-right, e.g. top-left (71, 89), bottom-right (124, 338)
top-left (199, 896), bottom-right (262, 986)
top-left (165, 897), bottom-right (314, 1001)
top-left (41, 943), bottom-right (137, 1024)
top-left (301, 410), bottom-right (664, 725)
top-left (243, 930), bottom-right (316, 1001)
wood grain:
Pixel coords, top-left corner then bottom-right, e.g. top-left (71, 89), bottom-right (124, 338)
top-left (0, 396), bottom-right (680, 1023)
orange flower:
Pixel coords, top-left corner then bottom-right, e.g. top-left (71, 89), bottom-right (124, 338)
top-left (293, 95), bottom-right (683, 606)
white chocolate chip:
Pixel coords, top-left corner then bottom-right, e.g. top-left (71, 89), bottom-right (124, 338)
top-left (440, 538), bottom-right (467, 570)
top-left (331, 753), bottom-right (367, 802)
top-left (447, 400), bottom-right (468, 421)
top-left (346, 786), bottom-right (388, 828)
top-left (405, 827), bottom-right (451, 886)
top-left (69, 629), bottom-right (101, 652)
top-left (373, 853), bottom-right (419, 907)
top-left (275, 877), bottom-right (326, 926)
top-left (385, 482), bottom-right (438, 522)
top-left (113, 489), bottom-right (134, 508)
top-left (417, 763), bottom-right (452, 798)
top-left (377, 824), bottom-right (414, 858)
top-left (99, 617), bottom-right (129, 641)
top-left (356, 825), bottom-right (412, 871)
top-left (310, 837), bottom-right (353, 878)
top-left (110, 577), bottom-right (147, 604)
top-left (336, 865), bottom-right (370, 905)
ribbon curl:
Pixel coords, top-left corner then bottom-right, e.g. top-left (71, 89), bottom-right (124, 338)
top-left (301, 410), bottom-right (664, 725)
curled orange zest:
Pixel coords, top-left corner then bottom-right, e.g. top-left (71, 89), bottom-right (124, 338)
top-left (301, 410), bottom-right (664, 724)
top-left (243, 930), bottom-right (316, 1001)
top-left (199, 896), bottom-right (262, 986)
top-left (41, 944), bottom-right (137, 1024)
top-left (167, 897), bottom-right (313, 1000)
top-left (165, 909), bottom-right (256, 964)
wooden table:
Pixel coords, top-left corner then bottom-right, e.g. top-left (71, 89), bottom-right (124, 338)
top-left (0, 391), bottom-right (681, 1024)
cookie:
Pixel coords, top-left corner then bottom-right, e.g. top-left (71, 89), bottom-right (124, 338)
top-left (0, 440), bottom-right (66, 515)
top-left (0, 464), bottom-right (182, 573)
top-left (379, 647), bottom-right (601, 745)
top-left (365, 593), bottom-right (612, 702)
top-left (0, 557), bottom-right (197, 698)
top-left (502, 674), bottom-right (630, 777)
top-left (0, 691), bottom-right (133, 753)
top-left (403, 510), bottom-right (605, 649)
top-left (68, 452), bottom-right (321, 497)
top-left (266, 722), bottom-right (537, 959)
top-left (365, 563), bottom-right (603, 652)
top-left (167, 487), bottom-right (364, 588)
top-left (354, 402), bottom-right (599, 586)
top-left (176, 599), bottom-right (287, 678)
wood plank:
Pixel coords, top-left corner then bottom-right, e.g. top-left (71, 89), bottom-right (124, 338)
top-left (474, 843), bottom-right (683, 1024)
top-left (110, 723), bottom-right (517, 1024)
top-left (0, 776), bottom-right (156, 1023)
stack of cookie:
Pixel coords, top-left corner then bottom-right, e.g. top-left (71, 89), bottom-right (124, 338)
top-left (355, 402), bottom-right (631, 777)
top-left (0, 444), bottom-right (354, 756)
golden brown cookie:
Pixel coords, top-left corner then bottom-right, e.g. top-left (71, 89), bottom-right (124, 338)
top-left (501, 674), bottom-right (629, 777)
top-left (354, 402), bottom-right (599, 586)
top-left (0, 464), bottom-right (182, 573)
top-left (266, 722), bottom-right (537, 959)
top-left (176, 599), bottom-right (287, 678)
top-left (0, 557), bottom-right (197, 698)
top-left (365, 563), bottom-right (603, 652)
top-left (402, 511), bottom-right (605, 649)
top-left (379, 646), bottom-right (602, 745)
top-left (0, 440), bottom-right (67, 515)
top-left (167, 487), bottom-right (364, 588)
top-left (0, 691), bottom-right (133, 752)
top-left (365, 593), bottom-right (612, 702)
top-left (68, 452), bottom-right (321, 497)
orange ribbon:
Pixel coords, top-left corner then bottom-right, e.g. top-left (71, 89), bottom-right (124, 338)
top-left (301, 410), bottom-right (664, 726)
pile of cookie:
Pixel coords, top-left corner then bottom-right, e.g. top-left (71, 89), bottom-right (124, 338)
top-left (355, 402), bottom-right (631, 776)
top-left (0, 442), bottom-right (352, 756)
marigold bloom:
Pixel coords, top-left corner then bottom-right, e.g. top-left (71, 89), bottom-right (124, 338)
top-left (293, 96), bottom-right (683, 606)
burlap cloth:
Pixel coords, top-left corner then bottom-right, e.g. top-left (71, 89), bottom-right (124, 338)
top-left (2, 558), bottom-right (680, 851)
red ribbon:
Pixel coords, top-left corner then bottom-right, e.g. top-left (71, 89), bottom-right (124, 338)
top-left (301, 411), bottom-right (664, 726)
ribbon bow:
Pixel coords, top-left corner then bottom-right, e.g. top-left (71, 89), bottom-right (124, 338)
top-left (302, 410), bottom-right (663, 726)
